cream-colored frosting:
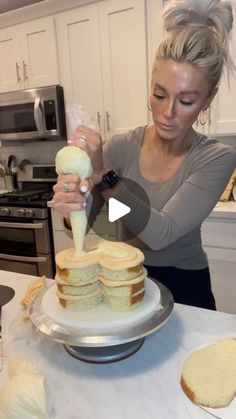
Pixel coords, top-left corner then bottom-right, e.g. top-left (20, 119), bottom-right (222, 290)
top-left (98, 241), bottom-right (144, 270)
top-left (100, 270), bottom-right (146, 287)
top-left (56, 287), bottom-right (101, 301)
top-left (55, 146), bottom-right (92, 179)
top-left (8, 357), bottom-right (38, 379)
top-left (70, 210), bottom-right (88, 256)
top-left (0, 372), bottom-right (52, 419)
top-left (56, 241), bottom-right (144, 271)
top-left (55, 145), bottom-right (93, 256)
top-left (55, 273), bottom-right (99, 285)
top-left (55, 247), bottom-right (101, 269)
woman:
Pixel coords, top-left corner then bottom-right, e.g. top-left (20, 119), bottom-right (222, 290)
top-left (53, 0), bottom-right (236, 309)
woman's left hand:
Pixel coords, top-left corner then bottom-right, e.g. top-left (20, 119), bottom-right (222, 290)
top-left (69, 124), bottom-right (106, 187)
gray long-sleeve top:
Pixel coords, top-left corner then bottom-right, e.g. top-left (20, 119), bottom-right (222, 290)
top-left (103, 126), bottom-right (236, 269)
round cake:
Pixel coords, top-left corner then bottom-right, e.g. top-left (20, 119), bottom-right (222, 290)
top-left (55, 241), bottom-right (146, 311)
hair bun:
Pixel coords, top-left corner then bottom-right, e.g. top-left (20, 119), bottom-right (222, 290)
top-left (163, 0), bottom-right (233, 38)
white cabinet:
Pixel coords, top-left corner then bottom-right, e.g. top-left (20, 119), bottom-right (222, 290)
top-left (206, 19), bottom-right (236, 136)
top-left (51, 209), bottom-right (74, 254)
top-left (0, 16), bottom-right (59, 92)
top-left (56, 0), bottom-right (148, 139)
top-left (201, 217), bottom-right (236, 314)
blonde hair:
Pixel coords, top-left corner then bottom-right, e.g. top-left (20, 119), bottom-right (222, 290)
top-left (153, 0), bottom-right (234, 89)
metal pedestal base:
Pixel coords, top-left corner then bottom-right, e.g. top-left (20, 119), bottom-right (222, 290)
top-left (64, 338), bottom-right (145, 364)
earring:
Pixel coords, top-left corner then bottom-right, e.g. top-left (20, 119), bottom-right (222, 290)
top-left (198, 109), bottom-right (208, 126)
top-left (147, 102), bottom-right (152, 111)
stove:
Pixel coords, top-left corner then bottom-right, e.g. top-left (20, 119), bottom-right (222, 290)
top-left (0, 188), bottom-right (54, 218)
top-left (0, 165), bottom-right (56, 278)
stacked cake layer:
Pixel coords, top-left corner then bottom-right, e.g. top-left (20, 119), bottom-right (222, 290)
top-left (98, 241), bottom-right (146, 311)
top-left (55, 241), bottom-right (146, 311)
top-left (55, 247), bottom-right (102, 310)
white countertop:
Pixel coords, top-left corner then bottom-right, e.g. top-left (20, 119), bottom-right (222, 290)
top-left (1, 270), bottom-right (236, 419)
top-left (210, 200), bottom-right (236, 219)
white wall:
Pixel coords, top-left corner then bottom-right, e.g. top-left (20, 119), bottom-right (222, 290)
top-left (1, 135), bottom-right (235, 169)
top-left (0, 139), bottom-right (66, 165)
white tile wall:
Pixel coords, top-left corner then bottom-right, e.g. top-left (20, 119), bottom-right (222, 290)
top-left (0, 136), bottom-right (235, 167)
top-left (0, 139), bottom-right (67, 165)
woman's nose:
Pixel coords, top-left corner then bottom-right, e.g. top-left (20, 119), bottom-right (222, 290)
top-left (163, 100), bottom-right (175, 119)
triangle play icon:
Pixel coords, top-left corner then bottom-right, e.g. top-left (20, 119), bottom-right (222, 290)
top-left (108, 197), bottom-right (131, 222)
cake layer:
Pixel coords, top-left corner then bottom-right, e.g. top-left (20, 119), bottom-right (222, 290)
top-left (101, 281), bottom-right (145, 299)
top-left (100, 265), bottom-right (143, 281)
top-left (100, 269), bottom-right (147, 287)
top-left (56, 288), bottom-right (102, 311)
top-left (102, 289), bottom-right (145, 311)
top-left (180, 339), bottom-right (236, 408)
top-left (56, 277), bottom-right (100, 297)
top-left (55, 264), bottom-right (99, 285)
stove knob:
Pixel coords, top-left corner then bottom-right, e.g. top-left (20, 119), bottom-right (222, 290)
top-left (1, 207), bottom-right (10, 215)
top-left (16, 209), bottom-right (26, 217)
top-left (25, 209), bottom-right (35, 217)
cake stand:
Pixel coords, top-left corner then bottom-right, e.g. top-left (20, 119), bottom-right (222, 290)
top-left (30, 278), bottom-right (174, 363)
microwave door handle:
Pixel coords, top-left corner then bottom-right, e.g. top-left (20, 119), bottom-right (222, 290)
top-left (34, 97), bottom-right (45, 133)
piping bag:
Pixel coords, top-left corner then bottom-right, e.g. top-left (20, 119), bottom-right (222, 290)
top-left (55, 105), bottom-right (99, 257)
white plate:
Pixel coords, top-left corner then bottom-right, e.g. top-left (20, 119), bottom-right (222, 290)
top-left (179, 340), bottom-right (236, 419)
top-left (42, 278), bottom-right (161, 330)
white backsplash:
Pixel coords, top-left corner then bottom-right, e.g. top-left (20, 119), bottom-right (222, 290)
top-left (0, 135), bottom-right (235, 168)
top-left (0, 139), bottom-right (67, 165)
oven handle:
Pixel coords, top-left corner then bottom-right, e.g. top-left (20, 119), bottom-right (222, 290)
top-left (0, 222), bottom-right (43, 229)
top-left (0, 254), bottom-right (47, 263)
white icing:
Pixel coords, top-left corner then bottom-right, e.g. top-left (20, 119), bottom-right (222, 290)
top-left (55, 146), bottom-right (92, 179)
top-left (55, 145), bottom-right (93, 256)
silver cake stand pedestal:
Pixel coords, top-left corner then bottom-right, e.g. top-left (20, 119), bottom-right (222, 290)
top-left (30, 279), bottom-right (174, 363)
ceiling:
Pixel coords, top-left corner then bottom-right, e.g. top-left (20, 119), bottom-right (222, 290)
top-left (0, 0), bottom-right (44, 14)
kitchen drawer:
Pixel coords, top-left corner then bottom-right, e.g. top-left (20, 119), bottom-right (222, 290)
top-left (53, 230), bottom-right (74, 254)
top-left (203, 245), bottom-right (236, 263)
top-left (51, 207), bottom-right (116, 237)
top-left (201, 219), bottom-right (236, 249)
top-left (207, 258), bottom-right (236, 314)
top-left (51, 209), bottom-right (64, 231)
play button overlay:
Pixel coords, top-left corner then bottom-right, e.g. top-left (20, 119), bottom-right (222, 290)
top-left (86, 176), bottom-right (151, 242)
top-left (108, 198), bottom-right (131, 222)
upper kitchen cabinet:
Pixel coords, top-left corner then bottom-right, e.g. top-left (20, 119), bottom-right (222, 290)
top-left (56, 0), bottom-right (148, 139)
top-left (205, 17), bottom-right (236, 137)
top-left (0, 16), bottom-right (59, 93)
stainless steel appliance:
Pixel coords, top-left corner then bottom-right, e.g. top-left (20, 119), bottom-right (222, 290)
top-left (0, 85), bottom-right (66, 141)
top-left (0, 165), bottom-right (56, 278)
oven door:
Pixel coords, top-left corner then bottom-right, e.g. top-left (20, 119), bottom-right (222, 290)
top-left (0, 218), bottom-right (54, 278)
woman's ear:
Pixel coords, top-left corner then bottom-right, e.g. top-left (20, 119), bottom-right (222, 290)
top-left (204, 87), bottom-right (218, 110)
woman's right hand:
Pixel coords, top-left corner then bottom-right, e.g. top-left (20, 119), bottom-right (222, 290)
top-left (69, 125), bottom-right (105, 186)
top-left (52, 173), bottom-right (91, 219)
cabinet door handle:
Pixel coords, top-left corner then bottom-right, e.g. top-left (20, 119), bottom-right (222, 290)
top-left (106, 110), bottom-right (111, 133)
top-left (16, 62), bottom-right (21, 82)
top-left (22, 60), bottom-right (28, 80)
top-left (208, 106), bottom-right (211, 126)
top-left (97, 111), bottom-right (102, 128)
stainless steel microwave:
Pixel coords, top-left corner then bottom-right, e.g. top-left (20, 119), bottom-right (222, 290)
top-left (0, 85), bottom-right (66, 141)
